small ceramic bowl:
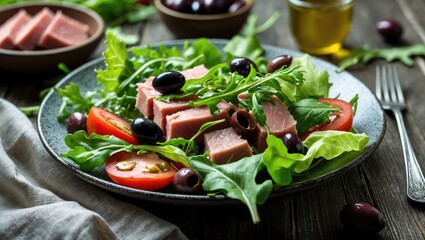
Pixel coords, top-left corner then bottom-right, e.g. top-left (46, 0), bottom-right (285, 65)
top-left (154, 0), bottom-right (253, 39)
top-left (0, 2), bottom-right (104, 73)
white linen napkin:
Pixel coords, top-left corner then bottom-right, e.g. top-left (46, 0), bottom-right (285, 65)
top-left (0, 98), bottom-right (188, 240)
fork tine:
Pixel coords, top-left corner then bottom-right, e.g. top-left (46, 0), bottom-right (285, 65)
top-left (382, 65), bottom-right (390, 103)
top-left (376, 66), bottom-right (382, 100)
top-left (392, 66), bottom-right (405, 104)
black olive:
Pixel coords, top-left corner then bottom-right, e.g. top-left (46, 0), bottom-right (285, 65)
top-left (66, 112), bottom-right (87, 133)
top-left (340, 202), bottom-right (385, 234)
top-left (200, 0), bottom-right (233, 14)
top-left (152, 71), bottom-right (186, 94)
top-left (172, 167), bottom-right (203, 194)
top-left (131, 118), bottom-right (165, 144)
top-left (229, 57), bottom-right (259, 77)
top-left (164, 0), bottom-right (192, 13)
top-left (230, 109), bottom-right (256, 137)
top-left (282, 132), bottom-right (303, 154)
top-left (191, 0), bottom-right (205, 14)
top-left (267, 55), bottom-right (293, 73)
top-left (376, 19), bottom-right (403, 43)
top-left (229, 0), bottom-right (246, 13)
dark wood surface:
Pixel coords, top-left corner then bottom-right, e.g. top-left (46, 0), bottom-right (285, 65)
top-left (2, 0), bottom-right (425, 239)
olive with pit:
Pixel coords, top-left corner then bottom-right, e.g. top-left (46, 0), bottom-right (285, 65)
top-left (340, 202), bottom-right (385, 234)
top-left (66, 112), bottom-right (87, 133)
top-left (267, 55), bottom-right (293, 73)
top-left (230, 109), bottom-right (256, 137)
top-left (152, 71), bottom-right (186, 94)
top-left (131, 118), bottom-right (165, 144)
top-left (172, 167), bottom-right (203, 194)
top-left (229, 57), bottom-right (259, 77)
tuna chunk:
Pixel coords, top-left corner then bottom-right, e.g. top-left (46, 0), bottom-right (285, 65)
top-left (14, 8), bottom-right (54, 50)
top-left (38, 11), bottom-right (89, 49)
top-left (165, 103), bottom-right (232, 142)
top-left (204, 127), bottom-right (253, 165)
top-left (264, 96), bottom-right (297, 136)
top-left (153, 99), bottom-right (193, 133)
top-left (0, 10), bottom-right (31, 50)
top-left (135, 77), bottom-right (157, 119)
top-left (135, 64), bottom-right (209, 119)
top-left (252, 96), bottom-right (297, 152)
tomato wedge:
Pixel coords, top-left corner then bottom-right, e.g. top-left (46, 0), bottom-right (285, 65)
top-left (301, 98), bottom-right (354, 140)
top-left (105, 151), bottom-right (176, 191)
top-left (87, 107), bottom-right (139, 144)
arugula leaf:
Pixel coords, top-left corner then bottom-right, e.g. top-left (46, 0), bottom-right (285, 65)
top-left (61, 131), bottom-right (190, 171)
top-left (183, 38), bottom-right (223, 68)
top-left (263, 132), bottom-right (369, 185)
top-left (184, 65), bottom-right (304, 118)
top-left (190, 154), bottom-right (273, 224)
top-left (289, 98), bottom-right (338, 136)
top-left (337, 44), bottom-right (425, 72)
top-left (223, 12), bottom-right (280, 62)
top-left (54, 83), bottom-right (95, 120)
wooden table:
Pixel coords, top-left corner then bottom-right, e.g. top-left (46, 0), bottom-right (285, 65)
top-left (2, 0), bottom-right (425, 239)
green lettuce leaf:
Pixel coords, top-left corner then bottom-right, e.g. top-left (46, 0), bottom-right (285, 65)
top-left (263, 131), bottom-right (369, 185)
top-left (282, 55), bottom-right (331, 101)
top-left (96, 31), bottom-right (134, 92)
top-left (190, 154), bottom-right (273, 224)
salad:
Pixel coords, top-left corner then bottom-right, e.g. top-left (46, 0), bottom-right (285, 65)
top-left (55, 19), bottom-right (368, 224)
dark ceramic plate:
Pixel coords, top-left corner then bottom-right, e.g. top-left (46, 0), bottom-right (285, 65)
top-left (38, 40), bottom-right (385, 205)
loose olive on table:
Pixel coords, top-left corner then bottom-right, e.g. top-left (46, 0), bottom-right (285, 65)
top-left (339, 202), bottom-right (385, 234)
top-left (376, 19), bottom-right (403, 43)
top-left (66, 112), bottom-right (87, 133)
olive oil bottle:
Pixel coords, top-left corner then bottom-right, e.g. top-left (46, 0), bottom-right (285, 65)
top-left (289, 0), bottom-right (353, 55)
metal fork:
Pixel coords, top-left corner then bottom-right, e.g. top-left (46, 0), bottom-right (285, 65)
top-left (376, 65), bottom-right (425, 203)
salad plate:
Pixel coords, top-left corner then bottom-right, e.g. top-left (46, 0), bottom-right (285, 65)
top-left (37, 39), bottom-right (385, 205)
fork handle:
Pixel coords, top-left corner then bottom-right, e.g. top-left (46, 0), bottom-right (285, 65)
top-left (393, 109), bottom-right (425, 202)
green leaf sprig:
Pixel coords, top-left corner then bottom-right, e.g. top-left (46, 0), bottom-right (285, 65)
top-left (61, 131), bottom-right (190, 171)
top-left (337, 44), bottom-right (425, 72)
top-left (190, 154), bottom-right (273, 224)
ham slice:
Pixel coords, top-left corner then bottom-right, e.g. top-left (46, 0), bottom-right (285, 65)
top-left (165, 103), bottom-right (232, 143)
top-left (14, 8), bottom-right (54, 50)
top-left (38, 11), bottom-right (89, 49)
top-left (0, 10), bottom-right (31, 50)
top-left (204, 127), bottom-right (253, 165)
top-left (135, 65), bottom-right (209, 119)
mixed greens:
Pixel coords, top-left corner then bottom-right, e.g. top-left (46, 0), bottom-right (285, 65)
top-left (55, 16), bottom-right (369, 224)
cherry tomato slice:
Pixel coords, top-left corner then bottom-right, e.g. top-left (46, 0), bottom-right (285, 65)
top-left (301, 98), bottom-right (354, 140)
top-left (105, 151), bottom-right (176, 191)
top-left (318, 98), bottom-right (353, 132)
top-left (86, 107), bottom-right (139, 144)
